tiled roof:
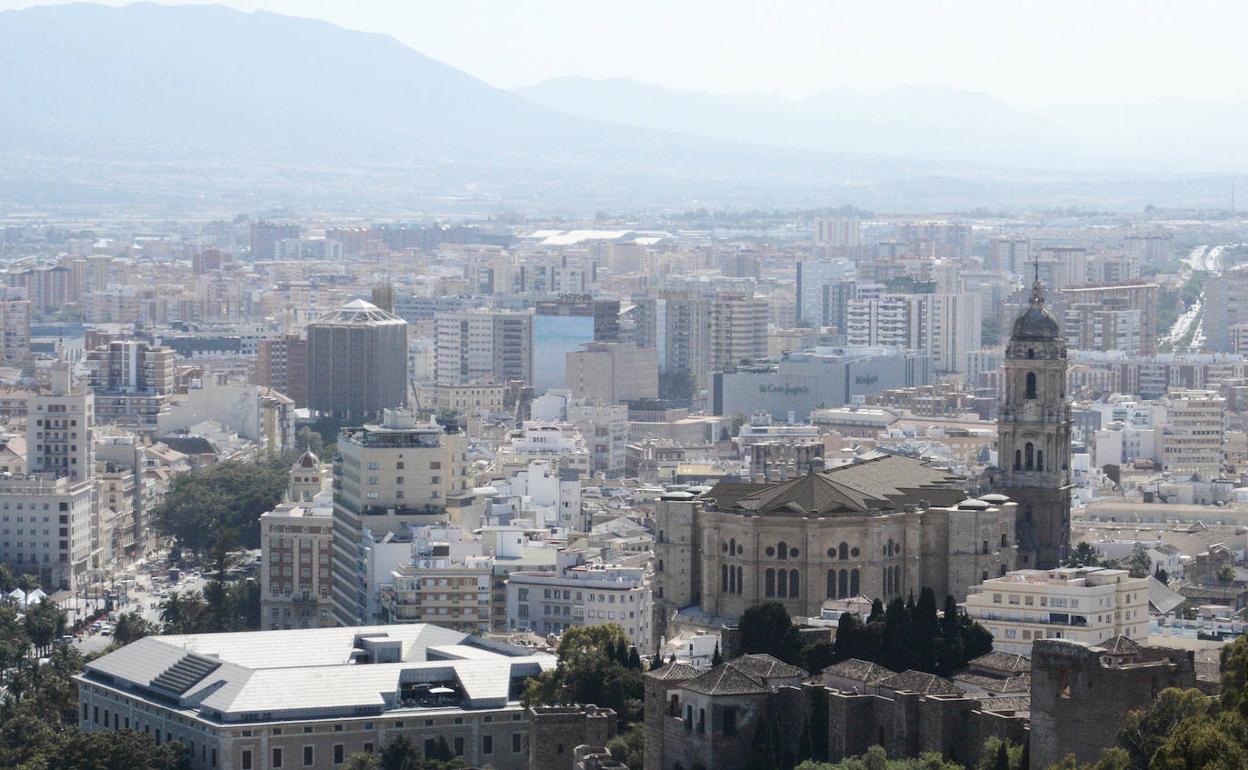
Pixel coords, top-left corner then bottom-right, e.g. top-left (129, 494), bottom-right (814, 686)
top-left (682, 664), bottom-right (770, 696)
top-left (877, 670), bottom-right (964, 696)
top-left (953, 672), bottom-right (1031, 694)
top-left (1097, 635), bottom-right (1141, 656)
top-left (706, 455), bottom-right (965, 517)
top-left (821, 658), bottom-right (891, 684)
top-left (968, 651), bottom-right (1031, 675)
top-left (646, 662), bottom-right (700, 681)
top-left (728, 654), bottom-right (807, 680)
top-left (978, 695), bottom-right (1031, 714)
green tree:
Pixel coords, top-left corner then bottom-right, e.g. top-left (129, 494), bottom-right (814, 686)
top-left (381, 735), bottom-right (420, 770)
top-left (881, 599), bottom-right (914, 672)
top-left (738, 602), bottom-right (803, 664)
top-left (23, 600), bottom-right (66, 654)
top-left (154, 456), bottom-right (290, 554)
top-left (111, 611), bottom-right (157, 646)
top-left (1066, 542), bottom-right (1100, 568)
top-left (1117, 688), bottom-right (1212, 770)
top-left (1125, 545), bottom-right (1153, 579)
top-left (522, 624), bottom-right (646, 725)
top-left (606, 723), bottom-right (645, 770)
top-left (344, 754), bottom-right (380, 770)
top-left (802, 641), bottom-right (837, 675)
top-left (833, 612), bottom-right (861, 662)
top-left (912, 588), bottom-right (940, 673)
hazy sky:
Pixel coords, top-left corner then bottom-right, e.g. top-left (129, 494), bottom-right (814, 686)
top-left (3, 0), bottom-right (1245, 108)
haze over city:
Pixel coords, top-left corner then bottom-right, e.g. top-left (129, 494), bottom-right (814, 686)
top-left (1, 4), bottom-right (1248, 770)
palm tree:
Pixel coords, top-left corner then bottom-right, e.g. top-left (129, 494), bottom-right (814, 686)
top-left (159, 591), bottom-right (186, 628)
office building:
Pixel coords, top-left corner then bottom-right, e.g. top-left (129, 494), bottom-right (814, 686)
top-left (0, 474), bottom-right (94, 590)
top-left (1202, 265), bottom-right (1248, 352)
top-left (0, 287), bottom-right (31, 363)
top-left (1160, 388), bottom-right (1226, 479)
top-left (255, 333), bottom-right (308, 407)
top-left (1059, 284), bottom-right (1158, 355)
top-left (565, 342), bottom-right (659, 404)
top-left (85, 340), bottom-right (176, 432)
top-left (709, 295), bottom-right (768, 373)
top-left (964, 567), bottom-right (1149, 656)
top-left (249, 221), bottom-right (300, 260)
top-left (434, 311), bottom-right (533, 387)
top-left (330, 410), bottom-right (471, 626)
top-left (307, 299), bottom-right (408, 419)
top-left (987, 237), bottom-right (1031, 273)
top-left (77, 625), bottom-right (556, 770)
top-left (795, 259), bottom-right (854, 325)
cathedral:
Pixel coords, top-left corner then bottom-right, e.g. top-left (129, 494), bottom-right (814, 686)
top-left (995, 274), bottom-right (1072, 569)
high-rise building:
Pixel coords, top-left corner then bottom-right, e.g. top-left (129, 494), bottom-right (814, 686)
top-left (565, 342), bottom-right (659, 404)
top-left (434, 311), bottom-right (532, 387)
top-left (846, 294), bottom-right (981, 375)
top-left (1058, 284), bottom-right (1158, 355)
top-left (814, 216), bottom-right (861, 247)
top-left (1202, 266), bottom-right (1248, 352)
top-left (988, 237), bottom-right (1031, 274)
top-left (306, 299), bottom-right (408, 420)
top-left (0, 287), bottom-right (31, 363)
top-left (85, 340), bottom-right (176, 431)
top-left (1123, 231), bottom-right (1174, 269)
top-left (249, 221), bottom-right (300, 260)
top-left (255, 333), bottom-right (308, 406)
top-left (1159, 388), bottom-right (1225, 480)
top-left (330, 410), bottom-right (471, 625)
top-left (795, 259), bottom-right (854, 326)
top-left (709, 295), bottom-right (768, 374)
top-left (27, 359), bottom-right (94, 482)
top-left (995, 279), bottom-right (1072, 569)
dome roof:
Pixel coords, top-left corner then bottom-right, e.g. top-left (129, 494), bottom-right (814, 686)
top-left (1011, 281), bottom-right (1060, 340)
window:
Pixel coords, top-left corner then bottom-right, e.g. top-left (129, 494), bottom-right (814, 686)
top-left (776, 568), bottom-right (787, 598)
top-left (273, 748), bottom-right (283, 769)
top-left (483, 735), bottom-right (493, 755)
top-left (242, 750), bottom-right (252, 770)
top-left (303, 746), bottom-right (314, 767)
top-left (777, 541), bottom-right (788, 560)
top-left (839, 542), bottom-right (849, 560)
top-left (789, 569), bottom-right (800, 598)
top-left (765, 568), bottom-right (775, 597)
top-left (513, 733), bottom-right (522, 753)
top-left (1025, 371), bottom-right (1037, 399)
top-left (850, 569), bottom-right (860, 596)
top-left (334, 745), bottom-right (344, 765)
top-left (454, 737), bottom-right (464, 756)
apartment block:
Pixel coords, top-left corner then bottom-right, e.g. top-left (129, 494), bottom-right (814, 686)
top-left (1160, 388), bottom-right (1226, 479)
top-left (260, 501), bottom-right (334, 630)
top-left (964, 567), bottom-right (1149, 656)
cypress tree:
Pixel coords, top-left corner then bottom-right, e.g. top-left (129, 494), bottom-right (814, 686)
top-left (833, 611), bottom-right (860, 662)
top-left (913, 587), bottom-right (940, 673)
top-left (1020, 739), bottom-right (1030, 770)
top-left (881, 598), bottom-right (913, 671)
top-left (712, 643), bottom-right (724, 666)
top-left (627, 646), bottom-right (642, 670)
top-left (993, 740), bottom-right (1011, 770)
top-left (868, 598), bottom-right (885, 623)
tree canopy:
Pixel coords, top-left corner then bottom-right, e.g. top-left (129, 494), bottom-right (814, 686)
top-left (521, 623), bottom-right (645, 725)
top-left (154, 455), bottom-right (290, 553)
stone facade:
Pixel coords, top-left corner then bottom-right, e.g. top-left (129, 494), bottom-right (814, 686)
top-left (653, 455), bottom-right (1017, 642)
top-left (529, 706), bottom-right (618, 770)
top-left (995, 279), bottom-right (1072, 569)
top-left (644, 657), bottom-right (1028, 770)
top-left (1029, 639), bottom-right (1197, 770)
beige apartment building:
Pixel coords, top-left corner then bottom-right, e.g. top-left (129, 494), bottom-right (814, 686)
top-left (565, 342), bottom-right (659, 404)
top-left (261, 501), bottom-right (333, 630)
top-left (330, 410), bottom-right (472, 625)
top-left (380, 554), bottom-right (493, 634)
top-left (964, 567), bottom-right (1149, 657)
top-left (1160, 388), bottom-right (1226, 479)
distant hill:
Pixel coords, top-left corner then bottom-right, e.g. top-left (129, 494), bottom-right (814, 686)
top-left (0, 3), bottom-right (1239, 212)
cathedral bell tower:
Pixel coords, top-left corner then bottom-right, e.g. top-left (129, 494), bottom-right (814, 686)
top-left (996, 270), bottom-right (1072, 569)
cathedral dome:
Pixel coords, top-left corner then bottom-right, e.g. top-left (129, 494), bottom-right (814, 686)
top-left (1011, 281), bottom-right (1060, 340)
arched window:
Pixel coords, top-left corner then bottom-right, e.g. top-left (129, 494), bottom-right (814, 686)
top-left (838, 542), bottom-right (849, 560)
top-left (789, 570), bottom-right (800, 599)
top-left (1014, 450), bottom-right (1021, 471)
top-left (827, 569), bottom-right (837, 599)
top-left (1036, 449), bottom-right (1044, 471)
top-left (850, 569), bottom-right (860, 596)
top-left (1025, 442), bottom-right (1034, 470)
top-left (765, 569), bottom-right (775, 597)
top-left (729, 538), bottom-right (736, 555)
top-left (670, 694), bottom-right (680, 716)
top-left (728, 565), bottom-right (736, 594)
top-left (893, 566), bottom-right (901, 594)
top-left (838, 569), bottom-right (848, 598)
top-left (736, 566), bottom-right (744, 595)
top-left (1026, 371), bottom-right (1037, 399)
top-left (777, 569), bottom-right (788, 598)
top-left (721, 564), bottom-right (729, 592)
top-left (1027, 348), bottom-right (1035, 360)
top-left (777, 541), bottom-right (788, 561)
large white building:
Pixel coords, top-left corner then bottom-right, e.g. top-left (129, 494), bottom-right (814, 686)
top-left (505, 553), bottom-right (652, 652)
top-left (0, 474), bottom-right (94, 590)
top-left (964, 567), bottom-right (1150, 657)
top-left (846, 293), bottom-right (982, 375)
top-left (77, 624), bottom-right (556, 770)
top-left (27, 359), bottom-right (94, 482)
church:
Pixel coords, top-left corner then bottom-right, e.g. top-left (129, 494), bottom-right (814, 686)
top-left (650, 274), bottom-right (1071, 638)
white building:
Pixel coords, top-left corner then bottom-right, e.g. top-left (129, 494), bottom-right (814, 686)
top-left (1160, 389), bottom-right (1226, 479)
top-left (27, 359), bottom-right (94, 482)
top-left (964, 567), bottom-right (1150, 657)
top-left (260, 498), bottom-right (334, 630)
top-left (0, 474), bottom-right (94, 590)
top-left (505, 553), bottom-right (652, 652)
top-left (496, 421), bottom-right (591, 477)
top-left (77, 624), bottom-right (557, 770)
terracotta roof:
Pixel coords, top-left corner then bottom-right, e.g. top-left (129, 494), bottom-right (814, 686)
top-left (728, 654), bottom-right (807, 680)
top-left (968, 651), bottom-right (1031, 676)
top-left (646, 662), bottom-right (700, 682)
top-left (706, 455), bottom-right (965, 518)
top-left (877, 670), bottom-right (964, 696)
top-left (821, 658), bottom-right (891, 684)
top-left (954, 672), bottom-right (1031, 694)
top-left (682, 664), bottom-right (770, 696)
top-left (1097, 635), bottom-right (1141, 656)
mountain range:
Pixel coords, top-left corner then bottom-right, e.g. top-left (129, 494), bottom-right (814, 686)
top-left (0, 3), bottom-right (1240, 213)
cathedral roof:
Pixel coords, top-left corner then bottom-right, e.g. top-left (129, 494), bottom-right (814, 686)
top-left (1011, 280), bottom-right (1061, 341)
top-left (706, 454), bottom-right (965, 518)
